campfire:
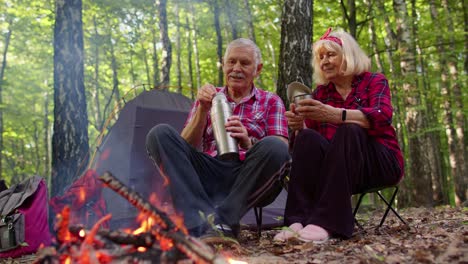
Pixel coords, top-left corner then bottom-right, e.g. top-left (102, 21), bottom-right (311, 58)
top-left (35, 172), bottom-right (246, 264)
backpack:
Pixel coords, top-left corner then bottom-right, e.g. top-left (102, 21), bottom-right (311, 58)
top-left (0, 176), bottom-right (51, 258)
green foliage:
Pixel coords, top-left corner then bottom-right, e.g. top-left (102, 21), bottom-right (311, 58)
top-left (0, 0), bottom-right (465, 206)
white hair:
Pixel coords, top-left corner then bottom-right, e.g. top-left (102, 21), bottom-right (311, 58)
top-left (312, 29), bottom-right (371, 85)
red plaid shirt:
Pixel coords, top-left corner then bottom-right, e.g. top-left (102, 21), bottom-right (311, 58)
top-left (185, 86), bottom-right (289, 160)
top-left (305, 72), bottom-right (404, 176)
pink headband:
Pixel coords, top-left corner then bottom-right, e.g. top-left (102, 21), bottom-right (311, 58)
top-left (319, 27), bottom-right (342, 46)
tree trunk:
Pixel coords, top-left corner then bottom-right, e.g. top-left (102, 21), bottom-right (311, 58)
top-left (276, 0), bottom-right (313, 107)
top-left (393, 0), bottom-right (434, 207)
top-left (157, 0), bottom-right (172, 89)
top-left (243, 0), bottom-right (256, 43)
top-left (109, 30), bottom-right (121, 117)
top-left (151, 26), bottom-right (160, 88)
top-left (92, 16), bottom-right (102, 131)
top-left (52, 0), bottom-right (89, 196)
top-left (224, 0), bottom-right (238, 39)
top-left (212, 0), bottom-right (223, 87)
top-left (366, 0), bottom-right (384, 73)
top-left (0, 18), bottom-right (12, 179)
top-left (190, 2), bottom-right (201, 91)
top-left (341, 0), bottom-right (357, 37)
top-left (43, 89), bottom-right (51, 184)
top-left (441, 0), bottom-right (467, 204)
top-left (174, 1), bottom-right (182, 93)
top-left (186, 16), bottom-right (195, 100)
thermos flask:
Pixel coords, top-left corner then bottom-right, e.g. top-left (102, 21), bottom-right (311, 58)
top-left (211, 93), bottom-right (239, 160)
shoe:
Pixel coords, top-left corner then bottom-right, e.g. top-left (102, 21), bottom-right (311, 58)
top-left (273, 222), bottom-right (303, 241)
top-left (297, 224), bottom-right (329, 243)
top-left (199, 227), bottom-right (239, 246)
top-left (215, 223), bottom-right (240, 239)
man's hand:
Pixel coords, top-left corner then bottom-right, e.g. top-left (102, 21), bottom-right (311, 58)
top-left (197, 83), bottom-right (217, 111)
top-left (225, 115), bottom-right (251, 149)
top-left (285, 103), bottom-right (305, 131)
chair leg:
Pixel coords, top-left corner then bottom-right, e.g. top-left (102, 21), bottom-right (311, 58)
top-left (253, 207), bottom-right (263, 237)
top-left (376, 187), bottom-right (407, 227)
top-left (353, 193), bottom-right (366, 230)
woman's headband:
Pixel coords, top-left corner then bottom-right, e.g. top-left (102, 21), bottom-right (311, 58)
top-left (319, 27), bottom-right (342, 46)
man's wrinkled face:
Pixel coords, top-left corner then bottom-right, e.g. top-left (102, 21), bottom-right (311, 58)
top-left (223, 46), bottom-right (262, 92)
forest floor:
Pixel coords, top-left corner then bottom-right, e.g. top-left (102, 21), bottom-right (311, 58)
top-left (217, 206), bottom-right (468, 264)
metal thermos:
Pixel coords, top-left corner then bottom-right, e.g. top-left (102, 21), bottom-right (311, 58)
top-left (211, 93), bottom-right (239, 160)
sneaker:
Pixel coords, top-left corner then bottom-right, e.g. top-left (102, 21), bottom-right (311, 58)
top-left (199, 227), bottom-right (239, 246)
top-left (215, 223), bottom-right (240, 239)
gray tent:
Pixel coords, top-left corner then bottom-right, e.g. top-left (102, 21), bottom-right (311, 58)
top-left (91, 88), bottom-right (287, 230)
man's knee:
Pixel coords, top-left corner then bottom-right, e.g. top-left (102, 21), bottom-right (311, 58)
top-left (255, 136), bottom-right (291, 163)
top-left (146, 124), bottom-right (178, 155)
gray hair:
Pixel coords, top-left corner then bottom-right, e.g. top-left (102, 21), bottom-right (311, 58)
top-left (224, 38), bottom-right (262, 66)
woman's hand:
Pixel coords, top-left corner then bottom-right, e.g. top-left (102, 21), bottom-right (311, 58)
top-left (225, 115), bottom-right (251, 149)
top-left (286, 104), bottom-right (305, 131)
top-left (295, 98), bottom-right (340, 123)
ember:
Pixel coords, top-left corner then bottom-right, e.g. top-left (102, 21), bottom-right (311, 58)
top-left (35, 172), bottom-right (233, 264)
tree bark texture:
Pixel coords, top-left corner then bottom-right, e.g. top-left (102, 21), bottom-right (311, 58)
top-left (52, 0), bottom-right (89, 196)
top-left (0, 19), bottom-right (12, 179)
top-left (441, 0), bottom-right (467, 204)
top-left (185, 16), bottom-right (195, 100)
top-left (276, 0), bottom-right (313, 107)
top-left (212, 0), bottom-right (224, 87)
top-left (393, 0), bottom-right (435, 207)
top-left (224, 0), bottom-right (238, 39)
top-left (157, 0), bottom-right (172, 89)
top-left (175, 2), bottom-right (182, 93)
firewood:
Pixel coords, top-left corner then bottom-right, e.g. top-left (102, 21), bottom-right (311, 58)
top-left (69, 225), bottom-right (158, 248)
top-left (99, 171), bottom-right (229, 264)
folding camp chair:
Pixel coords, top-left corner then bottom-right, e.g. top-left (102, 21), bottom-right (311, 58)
top-left (353, 185), bottom-right (407, 230)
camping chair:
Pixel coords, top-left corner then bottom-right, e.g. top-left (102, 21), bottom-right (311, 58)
top-left (253, 175), bottom-right (289, 237)
top-left (353, 185), bottom-right (407, 230)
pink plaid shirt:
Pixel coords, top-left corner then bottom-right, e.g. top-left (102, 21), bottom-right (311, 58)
top-left (185, 86), bottom-right (289, 160)
top-left (304, 72), bottom-right (404, 176)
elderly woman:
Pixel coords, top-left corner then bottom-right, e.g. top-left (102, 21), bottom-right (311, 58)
top-left (274, 28), bottom-right (404, 242)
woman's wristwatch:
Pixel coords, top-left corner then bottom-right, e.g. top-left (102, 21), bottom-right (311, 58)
top-left (341, 109), bottom-right (347, 123)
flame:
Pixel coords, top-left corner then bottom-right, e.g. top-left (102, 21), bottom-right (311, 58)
top-left (64, 256), bottom-right (71, 264)
top-left (159, 236), bottom-right (174, 251)
top-left (56, 206), bottom-right (72, 243)
top-left (78, 187), bottom-right (86, 204)
top-left (228, 259), bottom-right (248, 264)
top-left (137, 247), bottom-right (147, 252)
top-left (133, 213), bottom-right (156, 235)
top-left (79, 229), bottom-right (86, 238)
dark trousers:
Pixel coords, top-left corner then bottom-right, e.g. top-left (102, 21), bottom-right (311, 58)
top-left (146, 124), bottom-right (291, 231)
top-left (284, 124), bottom-right (401, 238)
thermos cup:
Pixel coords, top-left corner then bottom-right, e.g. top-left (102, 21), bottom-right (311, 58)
top-left (211, 93), bottom-right (239, 160)
top-left (287, 81), bottom-right (313, 105)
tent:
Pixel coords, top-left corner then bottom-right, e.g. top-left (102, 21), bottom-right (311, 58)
top-left (90, 88), bottom-right (287, 230)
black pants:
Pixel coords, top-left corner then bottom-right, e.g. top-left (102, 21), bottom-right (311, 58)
top-left (284, 124), bottom-right (401, 238)
top-left (146, 124), bottom-right (291, 232)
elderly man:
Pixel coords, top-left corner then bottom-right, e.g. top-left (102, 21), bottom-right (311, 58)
top-left (146, 38), bottom-right (290, 239)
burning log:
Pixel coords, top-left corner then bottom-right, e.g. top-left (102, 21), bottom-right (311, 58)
top-left (99, 171), bottom-right (229, 264)
top-left (69, 225), bottom-right (157, 248)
